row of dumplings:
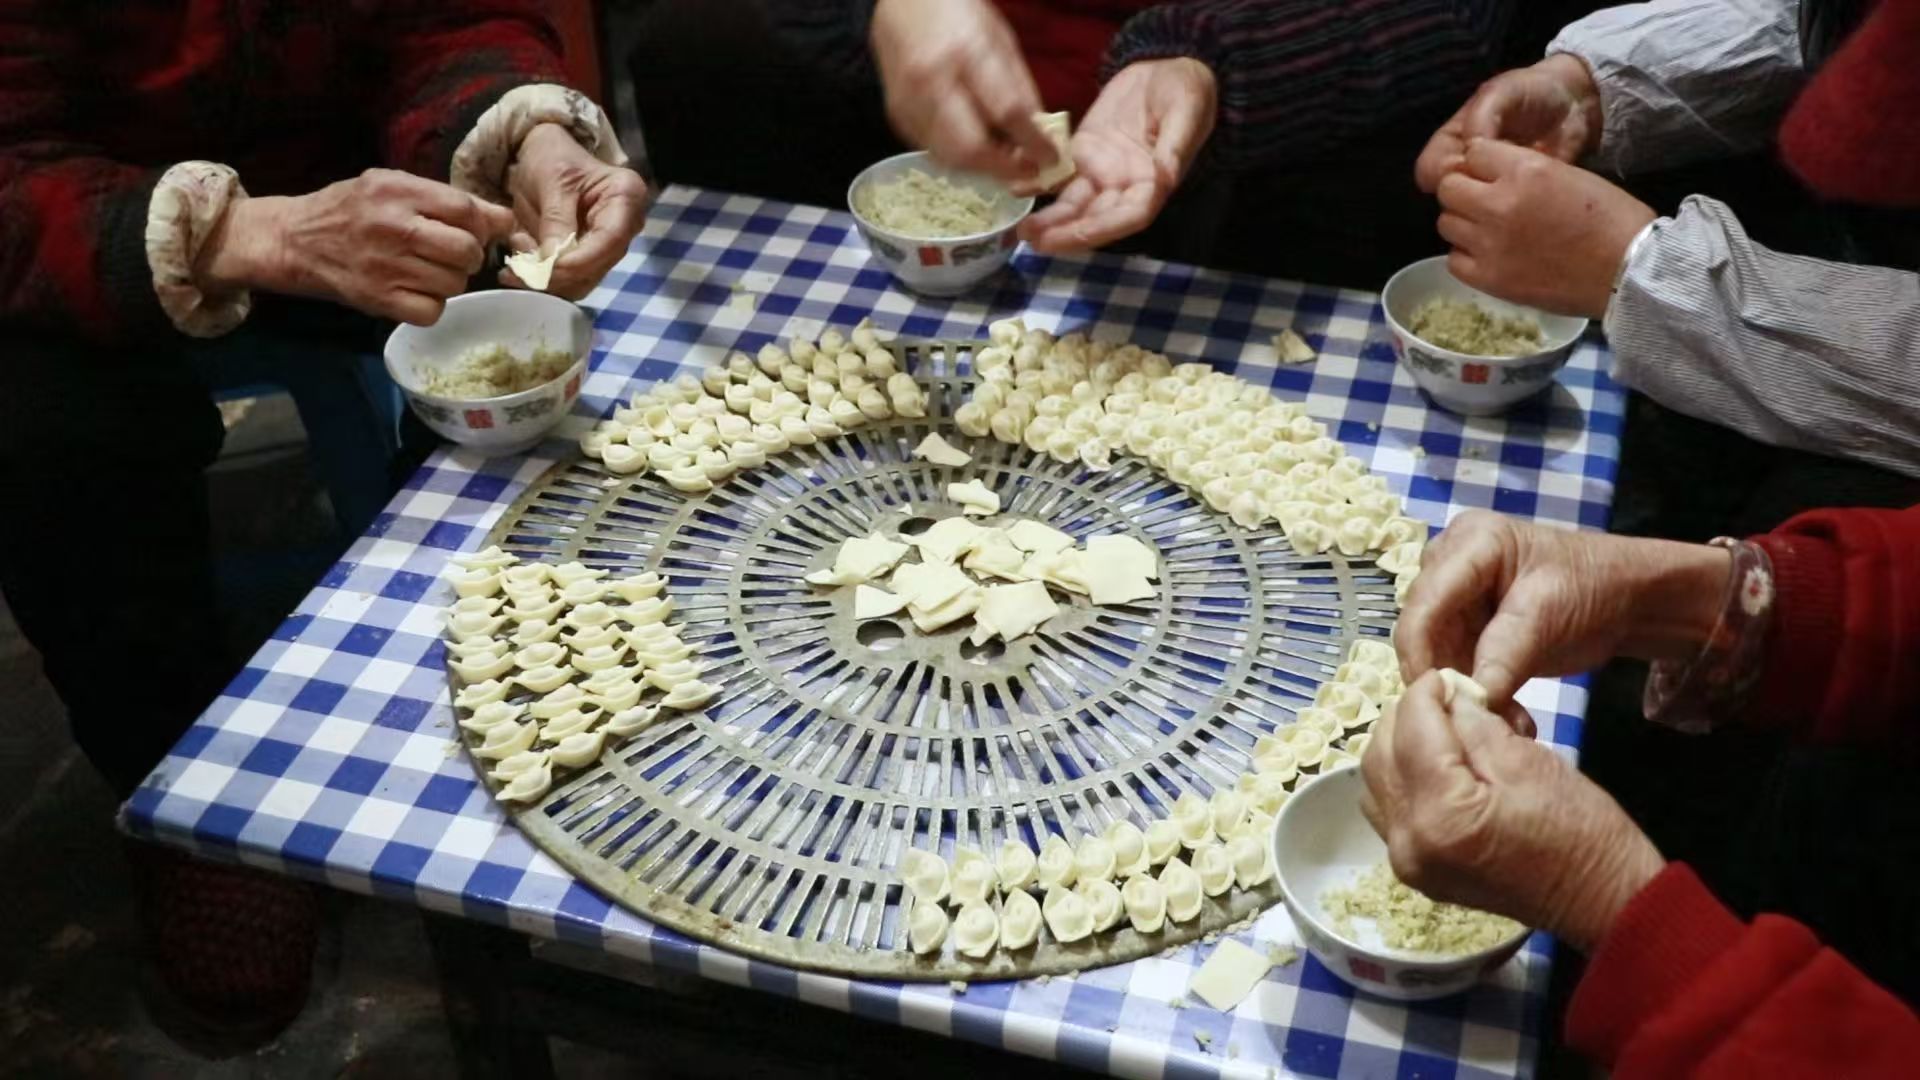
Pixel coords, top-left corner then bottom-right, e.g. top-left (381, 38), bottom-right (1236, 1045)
top-left (952, 318), bottom-right (1426, 599)
top-left (900, 637), bottom-right (1399, 958)
top-left (443, 546), bottom-right (720, 803)
top-left (576, 320), bottom-right (926, 489)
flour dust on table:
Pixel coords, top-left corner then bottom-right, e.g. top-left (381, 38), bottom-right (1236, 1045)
top-left (437, 318), bottom-right (1424, 980)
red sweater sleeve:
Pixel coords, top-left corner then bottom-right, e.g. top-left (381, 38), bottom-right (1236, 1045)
top-left (0, 2), bottom-right (171, 344)
top-left (1745, 505), bottom-right (1920, 745)
top-left (1568, 864), bottom-right (1920, 1077)
top-left (369, 2), bottom-right (573, 181)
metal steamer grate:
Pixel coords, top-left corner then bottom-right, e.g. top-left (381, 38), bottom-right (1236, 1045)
top-left (462, 340), bottom-right (1400, 980)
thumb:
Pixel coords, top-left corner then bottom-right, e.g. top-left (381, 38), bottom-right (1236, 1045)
top-left (1448, 698), bottom-right (1526, 780)
top-left (1462, 136), bottom-right (1542, 183)
top-left (535, 189), bottom-right (580, 252)
top-left (1471, 592), bottom-right (1550, 708)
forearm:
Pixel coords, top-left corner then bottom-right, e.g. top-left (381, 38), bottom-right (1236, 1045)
top-left (1606, 196), bottom-right (1920, 479)
top-left (1549, 0), bottom-right (1804, 176)
top-left (1104, 0), bottom-right (1512, 171)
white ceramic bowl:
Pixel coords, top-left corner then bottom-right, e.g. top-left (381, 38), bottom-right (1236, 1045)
top-left (1381, 257), bottom-right (1587, 416)
top-left (384, 290), bottom-right (591, 456)
top-left (847, 151), bottom-right (1033, 297)
top-left (1271, 764), bottom-right (1529, 1000)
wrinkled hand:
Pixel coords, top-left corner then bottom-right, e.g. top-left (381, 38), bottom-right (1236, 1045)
top-left (1397, 510), bottom-right (1730, 707)
top-left (1359, 671), bottom-right (1666, 951)
top-left (1434, 139), bottom-right (1657, 318)
top-left (869, 0), bottom-right (1058, 183)
top-left (197, 168), bottom-right (516, 325)
top-left (1019, 58), bottom-right (1216, 253)
top-left (1415, 54), bottom-right (1603, 193)
top-left (503, 124), bottom-right (648, 299)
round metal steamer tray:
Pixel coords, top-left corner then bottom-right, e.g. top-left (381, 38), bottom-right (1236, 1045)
top-left (460, 340), bottom-right (1399, 980)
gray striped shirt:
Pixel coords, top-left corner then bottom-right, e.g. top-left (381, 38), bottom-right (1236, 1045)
top-left (1551, 0), bottom-right (1920, 478)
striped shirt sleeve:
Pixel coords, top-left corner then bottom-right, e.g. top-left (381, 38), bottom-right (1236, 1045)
top-left (1606, 196), bottom-right (1920, 479)
top-left (1548, 0), bottom-right (1805, 177)
top-left (1102, 0), bottom-right (1512, 172)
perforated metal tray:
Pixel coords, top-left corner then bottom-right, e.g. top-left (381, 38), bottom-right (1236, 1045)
top-left (462, 340), bottom-right (1398, 980)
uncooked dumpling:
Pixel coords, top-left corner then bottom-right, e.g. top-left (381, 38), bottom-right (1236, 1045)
top-left (560, 577), bottom-right (610, 606)
top-left (539, 706), bottom-right (600, 743)
top-left (1159, 856), bottom-right (1204, 923)
top-left (1075, 878), bottom-right (1124, 933)
top-left (475, 719), bottom-right (537, 760)
top-left (497, 760), bottom-right (553, 802)
top-left (1226, 832), bottom-right (1273, 888)
top-left (529, 684), bottom-right (588, 718)
top-left (1041, 886), bottom-right (1094, 944)
top-left (453, 545), bottom-right (517, 571)
top-left (513, 641), bottom-right (568, 671)
top-left (459, 701), bottom-right (525, 733)
top-left (998, 887), bottom-right (1042, 950)
top-left (1209, 789), bottom-right (1249, 839)
top-left (1105, 820), bottom-right (1149, 878)
top-left (548, 561), bottom-right (606, 588)
top-left (450, 652), bottom-right (515, 683)
top-left (1036, 834), bottom-right (1078, 890)
top-left (513, 664), bottom-right (574, 694)
top-left (561, 624), bottom-right (623, 652)
top-left (454, 679), bottom-right (511, 709)
top-left (1171, 793), bottom-right (1214, 849)
top-left (563, 602), bottom-right (618, 629)
top-left (900, 847), bottom-right (950, 904)
top-left (1072, 834), bottom-right (1116, 884)
top-left (570, 644), bottom-right (630, 674)
top-left (603, 705), bottom-right (659, 738)
top-left (908, 901), bottom-right (949, 956)
top-left (1191, 842), bottom-right (1235, 897)
top-left (1122, 873), bottom-right (1167, 933)
top-left (950, 848), bottom-right (997, 905)
top-left (1143, 819), bottom-right (1181, 866)
top-left (660, 680), bottom-right (718, 710)
top-left (610, 572), bottom-right (665, 603)
top-left (996, 837), bottom-right (1037, 892)
top-left (509, 619), bottom-right (563, 646)
top-left (549, 729), bottom-right (608, 769)
top-left (951, 901), bottom-right (1000, 959)
top-left (447, 636), bottom-right (509, 661)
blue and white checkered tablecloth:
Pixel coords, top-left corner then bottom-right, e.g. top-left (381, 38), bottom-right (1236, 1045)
top-left (124, 186), bottom-right (1626, 1080)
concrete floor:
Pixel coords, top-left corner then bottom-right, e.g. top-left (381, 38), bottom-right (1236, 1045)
top-left (0, 397), bottom-right (634, 1077)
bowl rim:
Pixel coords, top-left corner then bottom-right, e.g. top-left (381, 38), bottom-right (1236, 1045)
top-left (383, 290), bottom-right (589, 406)
top-left (1270, 764), bottom-right (1531, 969)
top-left (1381, 256), bottom-right (1588, 366)
top-left (846, 150), bottom-right (1036, 246)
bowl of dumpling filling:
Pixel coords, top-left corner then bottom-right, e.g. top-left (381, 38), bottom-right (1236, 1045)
top-left (384, 290), bottom-right (591, 455)
top-left (848, 150), bottom-right (1034, 296)
top-left (1273, 764), bottom-right (1531, 1000)
top-left (1381, 257), bottom-right (1588, 415)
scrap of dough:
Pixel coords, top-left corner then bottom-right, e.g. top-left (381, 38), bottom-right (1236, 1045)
top-left (1086, 533), bottom-right (1159, 581)
top-left (900, 562), bottom-right (976, 611)
top-left (915, 516), bottom-right (987, 565)
top-left (1004, 519), bottom-right (1075, 555)
top-left (947, 479), bottom-right (1001, 517)
top-left (1188, 939), bottom-right (1274, 1012)
top-left (975, 580), bottom-right (1059, 642)
top-left (1032, 111), bottom-right (1077, 191)
top-left (1275, 328), bottom-right (1317, 364)
top-left (913, 432), bottom-right (974, 467)
top-left (1082, 557), bottom-right (1155, 606)
top-left (961, 530), bottom-right (1028, 582)
top-left (853, 584), bottom-right (909, 619)
top-left (909, 586), bottom-right (982, 633)
top-left (504, 232), bottom-right (579, 292)
top-left (833, 533), bottom-right (912, 583)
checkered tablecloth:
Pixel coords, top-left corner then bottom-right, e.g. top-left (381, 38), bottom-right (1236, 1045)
top-left (125, 185), bottom-right (1625, 1080)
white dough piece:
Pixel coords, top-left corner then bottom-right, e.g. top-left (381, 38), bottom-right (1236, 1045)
top-left (1188, 938), bottom-right (1275, 1011)
top-left (900, 847), bottom-right (950, 904)
top-left (908, 900), bottom-right (950, 956)
top-left (1041, 886), bottom-right (1094, 944)
top-left (503, 232), bottom-right (578, 292)
top-left (962, 531), bottom-right (1029, 583)
top-left (996, 837), bottom-right (1038, 892)
top-left (853, 584), bottom-right (909, 619)
top-left (831, 533), bottom-right (912, 584)
top-left (1275, 328), bottom-right (1317, 365)
top-left (1085, 533), bottom-right (1159, 581)
top-left (1031, 111), bottom-right (1077, 191)
top-left (947, 479), bottom-right (1001, 517)
top-left (974, 580), bottom-right (1059, 643)
top-left (952, 901), bottom-right (1000, 959)
top-left (1004, 519), bottom-right (1074, 555)
top-left (913, 432), bottom-right (973, 467)
top-left (1122, 873), bottom-right (1168, 933)
top-left (999, 887), bottom-right (1042, 950)
top-left (1438, 667), bottom-right (1489, 710)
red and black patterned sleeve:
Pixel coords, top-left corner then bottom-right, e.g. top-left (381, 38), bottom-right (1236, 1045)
top-left (1103, 0), bottom-right (1514, 171)
top-left (0, 1), bottom-right (173, 344)
top-left (368, 0), bottom-right (574, 181)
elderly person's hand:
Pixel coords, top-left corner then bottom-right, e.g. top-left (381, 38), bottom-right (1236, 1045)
top-left (502, 123), bottom-right (649, 299)
top-left (1398, 511), bottom-right (1731, 707)
top-left (868, 0), bottom-right (1060, 184)
top-left (1019, 58), bottom-right (1217, 253)
top-left (1415, 54), bottom-right (1603, 193)
top-left (1433, 139), bottom-right (1657, 319)
top-left (196, 168), bottom-right (517, 326)
top-left (1360, 671), bottom-right (1666, 950)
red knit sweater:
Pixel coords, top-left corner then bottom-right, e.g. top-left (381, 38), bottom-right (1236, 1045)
top-left (0, 1), bottom-right (571, 346)
top-left (1567, 506), bottom-right (1920, 1075)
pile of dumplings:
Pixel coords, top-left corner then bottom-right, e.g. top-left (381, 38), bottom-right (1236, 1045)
top-left (900, 637), bottom-right (1400, 959)
top-left (442, 546), bottom-right (719, 804)
top-left (576, 319), bottom-right (925, 490)
top-left (953, 318), bottom-right (1426, 600)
